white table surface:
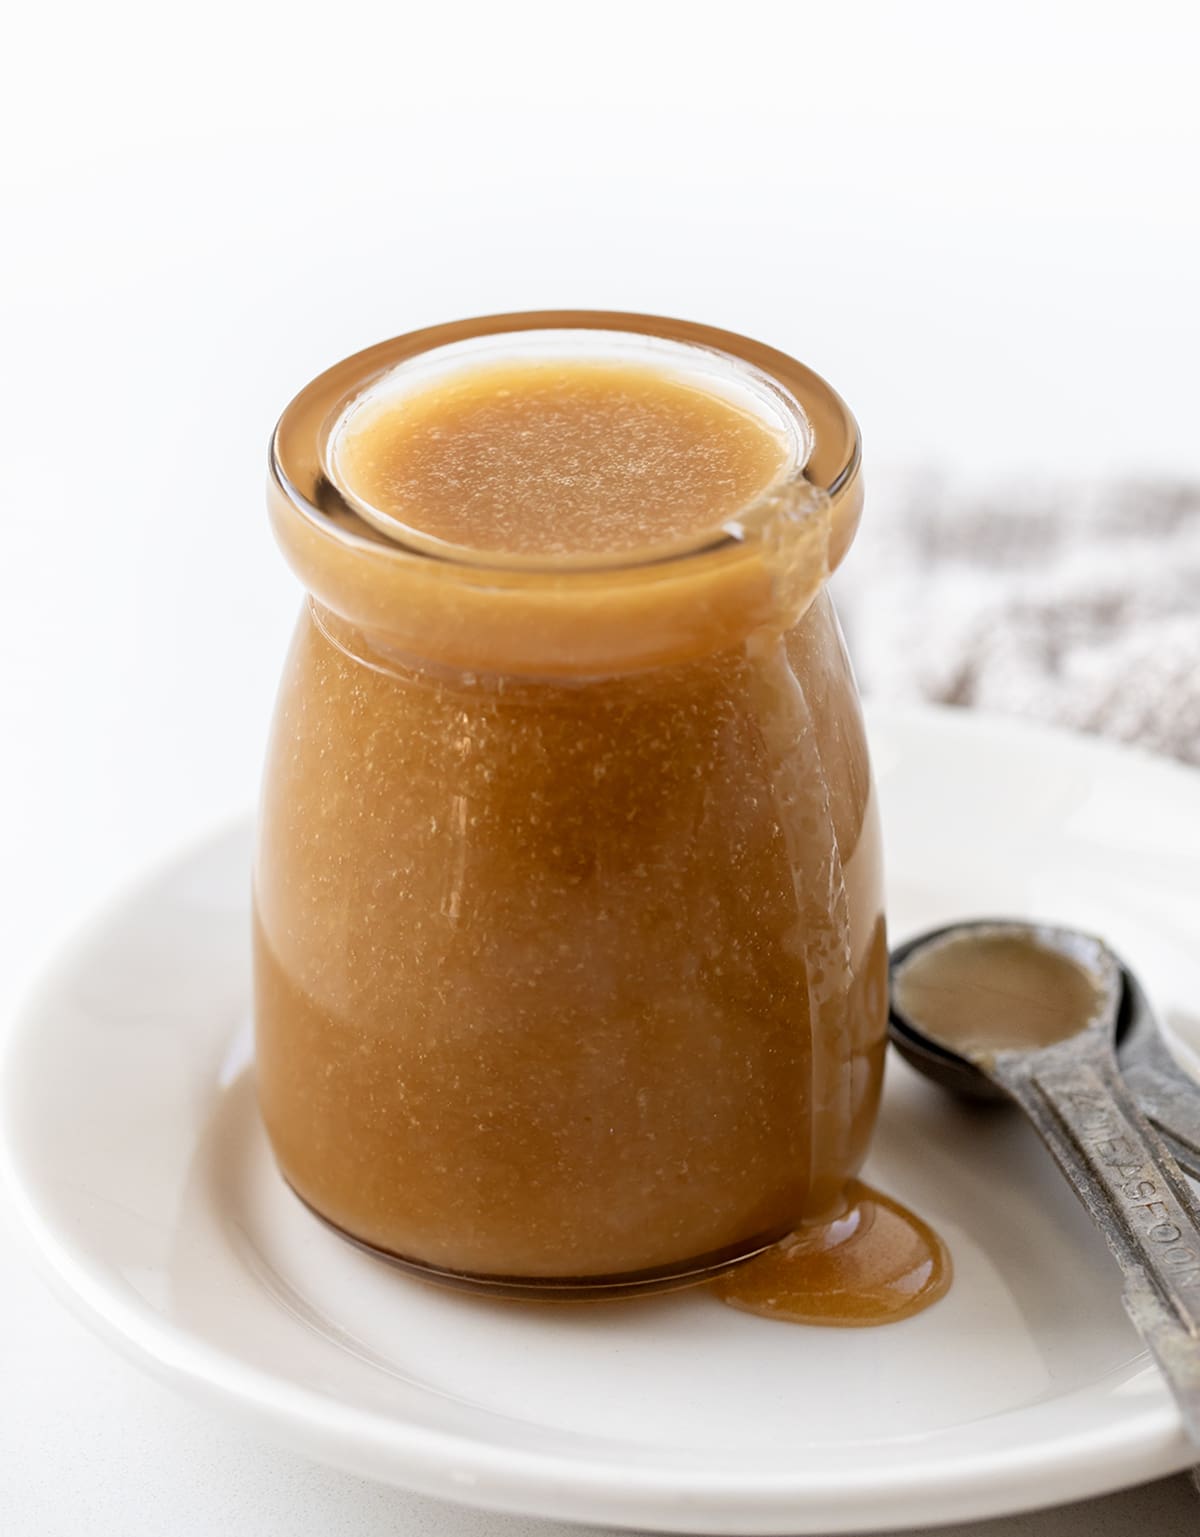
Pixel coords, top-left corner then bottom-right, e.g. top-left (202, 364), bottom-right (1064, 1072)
top-left (3, 4), bottom-right (1199, 1531)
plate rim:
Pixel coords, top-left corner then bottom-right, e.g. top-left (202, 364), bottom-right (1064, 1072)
top-left (2, 701), bottom-right (1197, 1533)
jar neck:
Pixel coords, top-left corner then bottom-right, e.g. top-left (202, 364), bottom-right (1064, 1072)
top-left (278, 477), bottom-right (833, 681)
top-left (269, 312), bottom-right (861, 678)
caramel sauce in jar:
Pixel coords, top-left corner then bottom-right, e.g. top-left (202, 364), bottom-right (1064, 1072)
top-left (256, 313), bottom-right (898, 1301)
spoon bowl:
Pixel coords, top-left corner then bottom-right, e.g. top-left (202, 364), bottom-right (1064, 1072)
top-left (889, 920), bottom-right (1140, 1103)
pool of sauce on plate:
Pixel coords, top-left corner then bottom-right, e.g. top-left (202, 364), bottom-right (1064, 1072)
top-left (711, 1181), bottom-right (952, 1326)
top-left (716, 928), bottom-right (1105, 1329)
top-left (892, 930), bottom-right (1103, 1057)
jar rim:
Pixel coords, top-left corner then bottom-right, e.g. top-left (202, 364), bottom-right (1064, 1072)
top-left (270, 310), bottom-right (862, 582)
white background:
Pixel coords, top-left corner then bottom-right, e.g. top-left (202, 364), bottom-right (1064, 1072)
top-left (2, 2), bottom-right (1199, 1532)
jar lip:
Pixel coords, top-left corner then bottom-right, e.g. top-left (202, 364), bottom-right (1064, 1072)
top-left (270, 310), bottom-right (861, 580)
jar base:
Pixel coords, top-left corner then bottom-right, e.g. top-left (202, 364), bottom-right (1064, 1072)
top-left (286, 1179), bottom-right (786, 1301)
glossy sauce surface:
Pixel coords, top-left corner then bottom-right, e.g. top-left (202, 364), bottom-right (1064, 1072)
top-left (712, 1181), bottom-right (952, 1326)
top-left (893, 931), bottom-right (1103, 1057)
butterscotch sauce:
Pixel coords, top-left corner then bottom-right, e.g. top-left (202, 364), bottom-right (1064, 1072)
top-left (333, 359), bottom-right (791, 556)
top-left (712, 1181), bottom-right (951, 1325)
top-left (258, 318), bottom-right (893, 1298)
top-left (893, 931), bottom-right (1104, 1057)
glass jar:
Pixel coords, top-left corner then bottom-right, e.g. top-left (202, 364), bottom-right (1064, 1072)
top-left (255, 311), bottom-right (886, 1297)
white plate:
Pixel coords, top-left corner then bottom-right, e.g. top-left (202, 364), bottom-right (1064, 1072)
top-left (3, 704), bottom-right (1200, 1534)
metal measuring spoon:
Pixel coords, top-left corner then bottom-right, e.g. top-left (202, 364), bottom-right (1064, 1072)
top-left (891, 921), bottom-right (1200, 1179)
top-left (1119, 991), bottom-right (1200, 1182)
top-left (890, 920), bottom-right (1200, 1448)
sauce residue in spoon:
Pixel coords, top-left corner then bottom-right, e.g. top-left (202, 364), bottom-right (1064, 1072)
top-left (892, 930), bottom-right (1105, 1058)
top-left (711, 1181), bottom-right (952, 1326)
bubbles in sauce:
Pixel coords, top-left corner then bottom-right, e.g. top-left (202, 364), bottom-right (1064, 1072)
top-left (712, 1181), bottom-right (952, 1326)
top-left (892, 930), bottom-right (1105, 1059)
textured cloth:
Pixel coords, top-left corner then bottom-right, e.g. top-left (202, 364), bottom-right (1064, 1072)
top-left (835, 477), bottom-right (1200, 766)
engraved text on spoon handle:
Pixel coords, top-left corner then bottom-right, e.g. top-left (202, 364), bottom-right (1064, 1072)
top-left (996, 1041), bottom-right (1200, 1337)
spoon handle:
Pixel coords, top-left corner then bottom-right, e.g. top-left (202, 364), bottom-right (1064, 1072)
top-left (993, 1034), bottom-right (1200, 1441)
top-left (1122, 1050), bottom-right (1200, 1180)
